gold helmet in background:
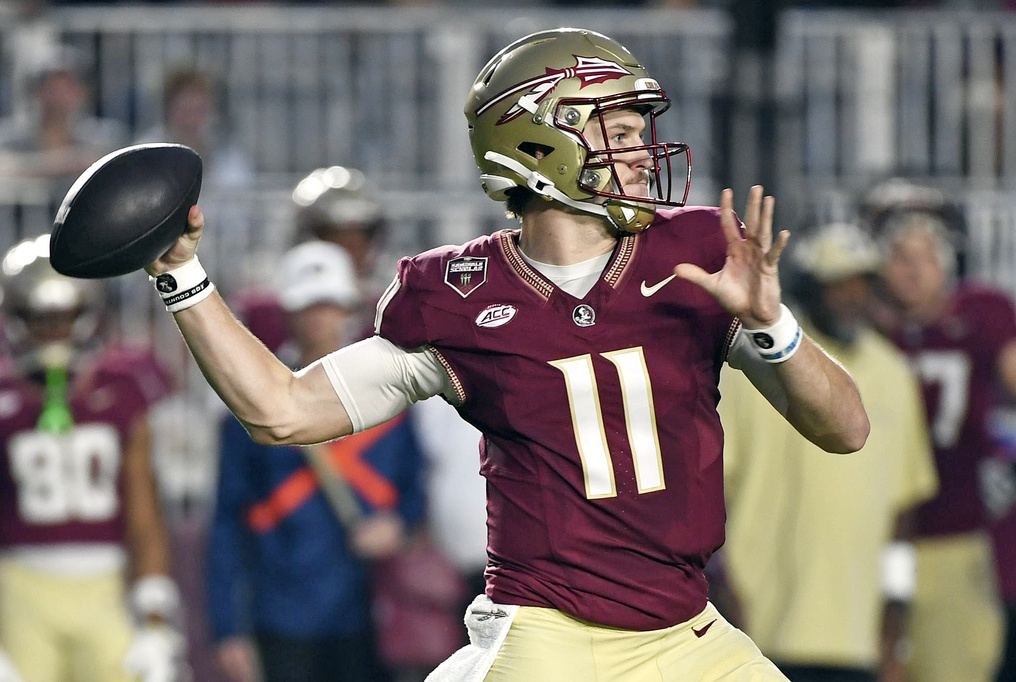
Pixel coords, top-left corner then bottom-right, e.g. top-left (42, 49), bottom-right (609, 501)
top-left (291, 166), bottom-right (383, 242)
top-left (0, 234), bottom-right (104, 370)
top-left (464, 27), bottom-right (691, 233)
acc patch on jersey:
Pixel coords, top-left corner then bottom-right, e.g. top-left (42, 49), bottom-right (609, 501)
top-left (475, 304), bottom-right (516, 328)
top-left (445, 256), bottom-right (487, 298)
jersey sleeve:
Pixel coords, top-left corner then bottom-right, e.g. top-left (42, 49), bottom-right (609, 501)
top-left (978, 289), bottom-right (1016, 353)
top-left (375, 257), bottom-right (434, 350)
top-left (375, 243), bottom-right (485, 352)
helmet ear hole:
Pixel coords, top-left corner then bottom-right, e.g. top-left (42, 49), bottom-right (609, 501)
top-left (518, 142), bottom-right (554, 161)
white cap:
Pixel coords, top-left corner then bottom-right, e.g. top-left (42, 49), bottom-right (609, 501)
top-left (793, 222), bottom-right (882, 283)
top-left (276, 241), bottom-right (360, 312)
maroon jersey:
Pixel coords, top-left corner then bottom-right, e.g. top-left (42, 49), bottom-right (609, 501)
top-left (377, 207), bottom-right (737, 630)
top-left (0, 351), bottom-right (149, 547)
top-left (889, 284), bottom-right (1016, 537)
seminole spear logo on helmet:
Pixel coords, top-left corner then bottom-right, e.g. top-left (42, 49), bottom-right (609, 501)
top-left (477, 55), bottom-right (633, 125)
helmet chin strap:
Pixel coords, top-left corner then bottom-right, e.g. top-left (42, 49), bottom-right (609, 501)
top-left (483, 151), bottom-right (610, 221)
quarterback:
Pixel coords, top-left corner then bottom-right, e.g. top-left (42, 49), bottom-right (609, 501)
top-left (145, 28), bottom-right (869, 681)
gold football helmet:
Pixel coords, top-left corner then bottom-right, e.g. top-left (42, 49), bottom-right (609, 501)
top-left (291, 166), bottom-right (383, 240)
top-left (464, 27), bottom-right (691, 232)
top-left (291, 166), bottom-right (384, 276)
top-left (0, 234), bottom-right (104, 369)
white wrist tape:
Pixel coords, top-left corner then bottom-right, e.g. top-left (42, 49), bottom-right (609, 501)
top-left (130, 574), bottom-right (181, 620)
top-left (150, 257), bottom-right (214, 313)
top-left (882, 541), bottom-right (917, 601)
top-left (741, 304), bottom-right (803, 363)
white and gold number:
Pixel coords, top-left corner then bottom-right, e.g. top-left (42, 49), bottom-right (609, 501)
top-left (551, 347), bottom-right (665, 499)
top-left (913, 350), bottom-right (972, 449)
top-left (9, 424), bottom-right (121, 524)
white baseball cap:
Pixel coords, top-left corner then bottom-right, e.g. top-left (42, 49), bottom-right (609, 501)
top-left (276, 241), bottom-right (360, 312)
top-left (792, 222), bottom-right (882, 283)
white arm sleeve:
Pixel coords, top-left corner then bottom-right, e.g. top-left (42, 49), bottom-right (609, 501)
top-left (318, 336), bottom-right (455, 433)
top-left (726, 328), bottom-right (790, 415)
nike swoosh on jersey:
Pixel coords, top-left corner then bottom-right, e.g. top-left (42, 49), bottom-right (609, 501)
top-left (692, 619), bottom-right (717, 638)
top-left (640, 274), bottom-right (677, 297)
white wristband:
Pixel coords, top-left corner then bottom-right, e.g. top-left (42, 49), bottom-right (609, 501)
top-left (741, 304), bottom-right (802, 363)
top-left (882, 541), bottom-right (917, 601)
top-left (150, 257), bottom-right (214, 313)
top-left (130, 574), bottom-right (181, 620)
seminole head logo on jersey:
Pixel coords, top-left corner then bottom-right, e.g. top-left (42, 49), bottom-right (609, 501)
top-left (477, 55), bottom-right (633, 126)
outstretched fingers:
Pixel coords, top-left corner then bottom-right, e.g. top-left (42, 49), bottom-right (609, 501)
top-left (718, 188), bottom-right (741, 244)
top-left (673, 262), bottom-right (709, 288)
top-left (738, 185), bottom-right (770, 249)
top-left (766, 229), bottom-right (791, 268)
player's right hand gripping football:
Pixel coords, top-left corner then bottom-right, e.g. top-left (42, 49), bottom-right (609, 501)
top-left (145, 205), bottom-right (203, 277)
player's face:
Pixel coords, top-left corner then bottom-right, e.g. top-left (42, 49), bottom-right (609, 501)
top-left (322, 227), bottom-right (374, 278)
top-left (583, 108), bottom-right (652, 198)
top-left (882, 226), bottom-right (950, 310)
top-left (36, 71), bottom-right (85, 117)
top-left (821, 274), bottom-right (872, 331)
top-left (167, 85), bottom-right (212, 134)
top-left (286, 303), bottom-right (352, 359)
top-left (23, 309), bottom-right (80, 345)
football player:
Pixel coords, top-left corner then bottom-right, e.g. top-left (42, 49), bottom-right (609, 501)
top-left (867, 180), bottom-right (1015, 682)
top-left (0, 235), bottom-right (184, 682)
top-left (290, 165), bottom-right (385, 280)
top-left (146, 28), bottom-right (869, 681)
top-left (290, 165), bottom-right (390, 341)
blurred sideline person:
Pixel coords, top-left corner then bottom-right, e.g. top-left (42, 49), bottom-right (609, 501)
top-left (205, 241), bottom-right (426, 682)
top-left (147, 28), bottom-right (868, 681)
top-left (134, 67), bottom-right (254, 191)
top-left (134, 66), bottom-right (256, 296)
top-left (717, 223), bottom-right (938, 682)
top-left (0, 235), bottom-right (184, 682)
top-left (0, 47), bottom-right (127, 196)
top-left (228, 165), bottom-right (387, 355)
top-left (867, 179), bottom-right (1014, 682)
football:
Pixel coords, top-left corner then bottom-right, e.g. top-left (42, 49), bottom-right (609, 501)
top-left (50, 143), bottom-right (203, 279)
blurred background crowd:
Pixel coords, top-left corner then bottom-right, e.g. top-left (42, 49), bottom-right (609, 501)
top-left (2, 1), bottom-right (1016, 681)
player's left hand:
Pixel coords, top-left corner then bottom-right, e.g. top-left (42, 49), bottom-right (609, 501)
top-left (673, 185), bottom-right (789, 328)
top-left (122, 624), bottom-right (187, 682)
